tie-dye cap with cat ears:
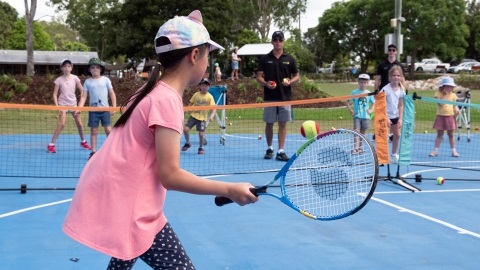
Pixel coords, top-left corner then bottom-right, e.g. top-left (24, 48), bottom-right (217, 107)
top-left (154, 10), bottom-right (224, 54)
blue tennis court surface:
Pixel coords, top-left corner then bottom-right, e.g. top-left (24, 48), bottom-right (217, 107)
top-left (1, 169), bottom-right (479, 269)
top-left (1, 132), bottom-right (479, 269)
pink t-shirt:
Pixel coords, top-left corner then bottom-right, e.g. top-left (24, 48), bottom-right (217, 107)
top-left (63, 81), bottom-right (184, 260)
top-left (54, 75), bottom-right (81, 106)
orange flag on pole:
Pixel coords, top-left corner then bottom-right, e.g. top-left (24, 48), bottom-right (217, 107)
top-left (374, 92), bottom-right (389, 164)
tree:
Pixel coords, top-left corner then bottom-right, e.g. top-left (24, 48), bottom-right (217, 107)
top-left (24, 0), bottom-right (37, 76)
top-left (315, 0), bottom-right (469, 75)
top-left (4, 19), bottom-right (55, 51)
top-left (402, 0), bottom-right (469, 75)
top-left (39, 20), bottom-right (89, 51)
top-left (0, 1), bottom-right (19, 49)
top-left (232, 0), bottom-right (307, 40)
top-left (48, 0), bottom-right (122, 59)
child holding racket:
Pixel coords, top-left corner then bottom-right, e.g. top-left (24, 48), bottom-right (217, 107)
top-left (346, 74), bottom-right (375, 154)
top-left (182, 78), bottom-right (216, 154)
top-left (63, 10), bottom-right (257, 270)
top-left (381, 65), bottom-right (406, 164)
top-left (429, 77), bottom-right (460, 157)
top-left (47, 59), bottom-right (90, 153)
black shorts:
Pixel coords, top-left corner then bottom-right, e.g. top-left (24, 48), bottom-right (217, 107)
top-left (390, 117), bottom-right (399, 125)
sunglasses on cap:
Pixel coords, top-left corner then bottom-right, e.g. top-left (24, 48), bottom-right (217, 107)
top-left (388, 49), bottom-right (397, 52)
top-left (272, 38), bottom-right (284, 42)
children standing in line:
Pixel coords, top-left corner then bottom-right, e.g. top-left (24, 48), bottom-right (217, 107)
top-left (182, 78), bottom-right (217, 154)
top-left (381, 65), bottom-right (406, 164)
top-left (63, 10), bottom-right (257, 270)
top-left (47, 59), bottom-right (90, 153)
top-left (214, 62), bottom-right (222, 82)
top-left (429, 77), bottom-right (460, 157)
top-left (77, 58), bottom-right (117, 159)
top-left (346, 74), bottom-right (375, 154)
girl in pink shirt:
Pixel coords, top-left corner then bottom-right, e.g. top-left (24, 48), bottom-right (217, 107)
top-left (63, 10), bottom-right (258, 270)
top-left (47, 59), bottom-right (90, 153)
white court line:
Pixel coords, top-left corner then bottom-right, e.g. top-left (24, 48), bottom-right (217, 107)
top-left (375, 188), bottom-right (480, 194)
top-left (370, 196), bottom-right (480, 238)
top-left (0, 199), bottom-right (71, 219)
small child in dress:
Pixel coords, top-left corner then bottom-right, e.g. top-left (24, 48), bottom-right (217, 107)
top-left (429, 77), bottom-right (460, 157)
top-left (214, 62), bottom-right (222, 82)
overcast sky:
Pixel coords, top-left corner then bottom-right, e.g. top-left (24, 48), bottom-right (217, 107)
top-left (3, 0), bottom-right (339, 32)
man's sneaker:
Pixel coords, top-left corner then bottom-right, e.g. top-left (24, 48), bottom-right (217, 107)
top-left (198, 147), bottom-right (204, 154)
top-left (390, 154), bottom-right (399, 164)
top-left (181, 143), bottom-right (191, 151)
top-left (47, 144), bottom-right (56, 153)
top-left (264, 149), bottom-right (274, 159)
top-left (80, 141), bottom-right (91, 150)
top-left (88, 152), bottom-right (95, 160)
top-left (276, 152), bottom-right (289, 162)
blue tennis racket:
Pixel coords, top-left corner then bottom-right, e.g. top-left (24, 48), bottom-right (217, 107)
top-left (215, 129), bottom-right (378, 220)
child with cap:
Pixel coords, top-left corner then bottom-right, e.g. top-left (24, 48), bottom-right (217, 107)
top-left (346, 73), bottom-right (375, 154)
top-left (47, 59), bottom-right (90, 153)
top-left (77, 57), bottom-right (117, 159)
top-left (182, 78), bottom-right (217, 154)
top-left (63, 10), bottom-right (257, 269)
top-left (429, 76), bottom-right (460, 157)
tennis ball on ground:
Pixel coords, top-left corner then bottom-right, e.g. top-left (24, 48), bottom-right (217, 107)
top-left (424, 130), bottom-right (428, 133)
top-left (436, 177), bottom-right (445, 185)
top-left (339, 116), bottom-right (343, 119)
top-left (229, 122), bottom-right (233, 126)
top-left (300, 120), bottom-right (320, 139)
top-left (331, 127), bottom-right (336, 130)
top-left (258, 135), bottom-right (262, 140)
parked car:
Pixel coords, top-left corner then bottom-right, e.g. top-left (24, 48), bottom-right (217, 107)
top-left (414, 58), bottom-right (450, 73)
top-left (317, 62), bottom-right (335, 74)
top-left (447, 61), bottom-right (480, 73)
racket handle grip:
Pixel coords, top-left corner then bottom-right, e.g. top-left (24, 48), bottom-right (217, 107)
top-left (214, 188), bottom-right (258, 206)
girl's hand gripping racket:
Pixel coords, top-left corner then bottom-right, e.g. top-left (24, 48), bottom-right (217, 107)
top-left (215, 129), bottom-right (378, 220)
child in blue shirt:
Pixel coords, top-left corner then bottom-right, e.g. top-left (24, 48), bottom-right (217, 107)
top-left (346, 73), bottom-right (375, 154)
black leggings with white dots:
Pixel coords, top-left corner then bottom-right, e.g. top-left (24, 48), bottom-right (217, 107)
top-left (106, 223), bottom-right (195, 270)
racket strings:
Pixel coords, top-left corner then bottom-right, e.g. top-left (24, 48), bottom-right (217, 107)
top-left (284, 131), bottom-right (376, 219)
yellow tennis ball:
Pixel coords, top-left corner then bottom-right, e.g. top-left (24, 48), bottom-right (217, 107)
top-left (300, 120), bottom-right (320, 139)
top-left (436, 177), bottom-right (445, 185)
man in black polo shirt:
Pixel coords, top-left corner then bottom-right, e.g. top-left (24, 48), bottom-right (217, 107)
top-left (374, 44), bottom-right (402, 92)
top-left (256, 30), bottom-right (300, 161)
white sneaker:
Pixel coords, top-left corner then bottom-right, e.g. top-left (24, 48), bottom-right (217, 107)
top-left (390, 154), bottom-right (399, 164)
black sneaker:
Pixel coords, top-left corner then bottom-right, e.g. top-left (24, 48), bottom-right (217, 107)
top-left (198, 147), bottom-right (204, 154)
top-left (181, 143), bottom-right (191, 151)
top-left (88, 152), bottom-right (95, 160)
top-left (276, 152), bottom-right (289, 162)
top-left (264, 149), bottom-right (274, 159)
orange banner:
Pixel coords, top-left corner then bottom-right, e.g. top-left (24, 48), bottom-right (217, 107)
top-left (374, 92), bottom-right (389, 164)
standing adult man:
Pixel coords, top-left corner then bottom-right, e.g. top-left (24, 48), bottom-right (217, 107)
top-left (256, 30), bottom-right (300, 161)
top-left (374, 44), bottom-right (403, 92)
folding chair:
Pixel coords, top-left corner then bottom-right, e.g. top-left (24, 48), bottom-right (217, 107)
top-left (208, 85), bottom-right (227, 145)
top-left (455, 89), bottom-right (471, 142)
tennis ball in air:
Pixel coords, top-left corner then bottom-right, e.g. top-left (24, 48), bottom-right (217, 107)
top-left (436, 177), bottom-right (445, 185)
top-left (300, 120), bottom-right (320, 139)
